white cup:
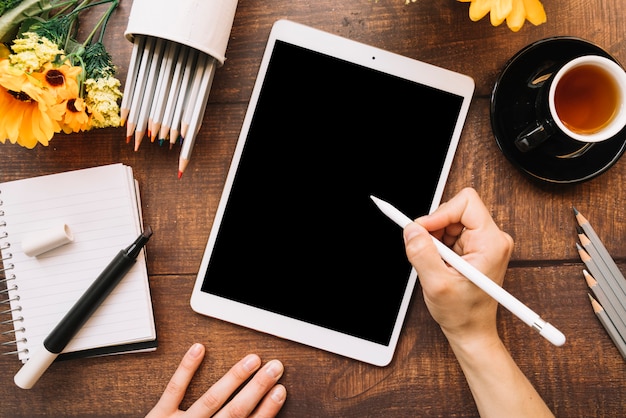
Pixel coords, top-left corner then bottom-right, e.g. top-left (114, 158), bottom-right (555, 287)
top-left (515, 55), bottom-right (626, 153)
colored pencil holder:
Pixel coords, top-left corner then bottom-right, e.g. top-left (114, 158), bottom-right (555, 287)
top-left (124, 0), bottom-right (238, 66)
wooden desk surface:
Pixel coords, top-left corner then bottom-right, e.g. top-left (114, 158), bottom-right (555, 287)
top-left (1, 1), bottom-right (625, 416)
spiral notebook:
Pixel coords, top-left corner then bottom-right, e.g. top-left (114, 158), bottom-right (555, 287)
top-left (0, 164), bottom-right (157, 363)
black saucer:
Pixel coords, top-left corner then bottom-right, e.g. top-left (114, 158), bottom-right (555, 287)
top-left (490, 37), bottom-right (626, 184)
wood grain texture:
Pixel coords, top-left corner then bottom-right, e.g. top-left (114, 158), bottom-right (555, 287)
top-left (1, 1), bottom-right (625, 416)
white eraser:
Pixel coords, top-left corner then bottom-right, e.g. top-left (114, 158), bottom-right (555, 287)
top-left (21, 224), bottom-right (74, 257)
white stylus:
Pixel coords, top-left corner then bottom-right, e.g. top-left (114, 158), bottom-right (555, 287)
top-left (369, 195), bottom-right (566, 347)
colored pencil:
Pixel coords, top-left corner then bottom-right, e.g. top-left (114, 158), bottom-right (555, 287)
top-left (149, 41), bottom-right (179, 142)
top-left (178, 56), bottom-right (216, 178)
top-left (573, 207), bottom-right (626, 297)
top-left (125, 36), bottom-right (155, 143)
top-left (169, 48), bottom-right (198, 149)
top-left (582, 269), bottom-right (626, 339)
top-left (577, 244), bottom-right (626, 330)
top-left (121, 37), bottom-right (218, 174)
top-left (134, 37), bottom-right (165, 151)
top-left (120, 35), bottom-right (145, 127)
top-left (577, 226), bottom-right (626, 312)
top-left (159, 45), bottom-right (189, 142)
top-left (588, 293), bottom-right (626, 359)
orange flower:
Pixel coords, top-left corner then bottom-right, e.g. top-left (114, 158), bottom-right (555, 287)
top-left (0, 59), bottom-right (65, 148)
top-left (457, 0), bottom-right (546, 32)
top-left (61, 97), bottom-right (90, 133)
top-left (0, 86), bottom-right (65, 148)
top-left (35, 61), bottom-right (82, 101)
top-left (33, 61), bottom-right (89, 134)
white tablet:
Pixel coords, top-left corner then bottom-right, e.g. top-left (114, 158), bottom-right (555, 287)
top-left (191, 19), bottom-right (474, 366)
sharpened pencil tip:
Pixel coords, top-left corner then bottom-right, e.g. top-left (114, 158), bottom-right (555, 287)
top-left (583, 269), bottom-right (596, 287)
top-left (588, 293), bottom-right (603, 313)
top-left (177, 171), bottom-right (183, 179)
top-left (572, 206), bottom-right (579, 215)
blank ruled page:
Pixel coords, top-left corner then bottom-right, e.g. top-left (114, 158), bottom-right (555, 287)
top-left (0, 164), bottom-right (156, 362)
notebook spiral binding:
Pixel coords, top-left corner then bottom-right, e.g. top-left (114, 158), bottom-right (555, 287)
top-left (0, 196), bottom-right (28, 357)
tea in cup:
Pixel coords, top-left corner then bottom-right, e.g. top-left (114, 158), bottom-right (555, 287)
top-left (515, 55), bottom-right (626, 153)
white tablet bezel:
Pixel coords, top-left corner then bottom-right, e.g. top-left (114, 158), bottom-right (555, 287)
top-left (191, 19), bottom-right (474, 366)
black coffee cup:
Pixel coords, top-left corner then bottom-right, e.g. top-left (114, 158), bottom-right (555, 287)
top-left (515, 55), bottom-right (626, 155)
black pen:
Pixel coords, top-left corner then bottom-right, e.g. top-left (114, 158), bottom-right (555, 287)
top-left (14, 227), bottom-right (153, 389)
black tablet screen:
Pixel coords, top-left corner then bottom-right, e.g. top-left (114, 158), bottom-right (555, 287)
top-left (201, 40), bottom-right (464, 346)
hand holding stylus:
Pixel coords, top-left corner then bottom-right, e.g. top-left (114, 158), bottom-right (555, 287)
top-left (370, 193), bottom-right (565, 347)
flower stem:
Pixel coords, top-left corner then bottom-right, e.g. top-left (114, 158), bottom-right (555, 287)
top-left (82, 0), bottom-right (118, 46)
top-left (50, 0), bottom-right (81, 18)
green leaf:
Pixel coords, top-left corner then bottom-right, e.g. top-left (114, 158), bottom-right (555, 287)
top-left (0, 0), bottom-right (25, 16)
top-left (0, 0), bottom-right (52, 43)
top-left (84, 41), bottom-right (114, 79)
top-left (63, 36), bottom-right (81, 55)
top-left (15, 16), bottom-right (45, 37)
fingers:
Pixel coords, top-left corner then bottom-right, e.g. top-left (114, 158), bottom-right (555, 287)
top-left (147, 345), bottom-right (286, 418)
top-left (225, 361), bottom-right (286, 418)
top-left (403, 222), bottom-right (450, 283)
top-left (407, 187), bottom-right (514, 288)
top-left (187, 355), bottom-right (286, 418)
top-left (403, 187), bottom-right (488, 281)
top-left (147, 343), bottom-right (206, 417)
top-left (247, 384), bottom-right (287, 418)
top-left (418, 187), bottom-right (493, 236)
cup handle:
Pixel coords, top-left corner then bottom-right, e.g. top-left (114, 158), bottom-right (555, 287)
top-left (514, 120), bottom-right (556, 152)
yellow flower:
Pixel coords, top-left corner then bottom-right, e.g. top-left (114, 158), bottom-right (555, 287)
top-left (457, 0), bottom-right (546, 32)
top-left (9, 32), bottom-right (63, 72)
top-left (33, 61), bottom-right (82, 101)
top-left (0, 58), bottom-right (65, 148)
top-left (0, 0), bottom-right (122, 148)
top-left (0, 44), bottom-right (9, 59)
top-left (61, 97), bottom-right (90, 133)
top-left (84, 76), bottom-right (122, 129)
top-left (32, 62), bottom-right (89, 134)
top-left (0, 86), bottom-right (65, 149)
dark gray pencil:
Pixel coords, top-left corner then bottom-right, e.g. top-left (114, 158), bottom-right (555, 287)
top-left (583, 269), bottom-right (626, 340)
top-left (578, 245), bottom-right (626, 332)
top-left (588, 293), bottom-right (626, 359)
top-left (573, 207), bottom-right (626, 297)
top-left (577, 227), bottom-right (626, 311)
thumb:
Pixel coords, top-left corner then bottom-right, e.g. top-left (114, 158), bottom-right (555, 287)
top-left (403, 222), bottom-right (447, 280)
